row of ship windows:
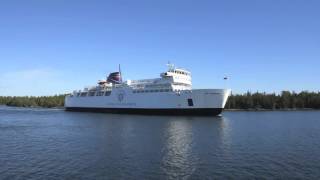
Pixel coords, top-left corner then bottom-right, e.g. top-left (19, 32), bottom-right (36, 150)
top-left (71, 89), bottom-right (176, 97)
top-left (168, 70), bottom-right (190, 76)
top-left (72, 91), bottom-right (112, 97)
top-left (133, 89), bottom-right (173, 93)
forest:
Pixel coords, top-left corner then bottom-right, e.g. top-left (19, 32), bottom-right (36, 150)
top-left (0, 91), bottom-right (320, 110)
top-left (0, 95), bottom-right (65, 108)
top-left (226, 91), bottom-right (320, 110)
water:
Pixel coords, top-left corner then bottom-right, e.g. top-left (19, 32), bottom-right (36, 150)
top-left (1, 106), bottom-right (320, 179)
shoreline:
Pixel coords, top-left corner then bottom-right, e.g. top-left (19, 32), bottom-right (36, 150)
top-left (1, 105), bottom-right (319, 112)
top-left (1, 105), bottom-right (64, 109)
top-left (225, 108), bottom-right (319, 112)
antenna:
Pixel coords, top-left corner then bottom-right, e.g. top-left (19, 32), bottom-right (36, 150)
top-left (119, 64), bottom-right (123, 83)
top-left (166, 61), bottom-right (174, 70)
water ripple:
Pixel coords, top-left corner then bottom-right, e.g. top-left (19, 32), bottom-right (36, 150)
top-left (1, 107), bottom-right (320, 179)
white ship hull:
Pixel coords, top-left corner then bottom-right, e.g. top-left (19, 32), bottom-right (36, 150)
top-left (65, 89), bottom-right (231, 116)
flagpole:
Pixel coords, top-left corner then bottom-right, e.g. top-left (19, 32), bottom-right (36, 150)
top-left (224, 75), bottom-right (229, 89)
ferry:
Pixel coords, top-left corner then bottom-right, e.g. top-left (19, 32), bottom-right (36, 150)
top-left (65, 64), bottom-right (231, 116)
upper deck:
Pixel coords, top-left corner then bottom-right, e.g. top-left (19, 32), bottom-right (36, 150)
top-left (69, 64), bottom-right (193, 97)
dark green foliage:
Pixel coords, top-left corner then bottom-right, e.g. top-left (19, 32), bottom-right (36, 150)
top-left (0, 95), bottom-right (65, 108)
top-left (226, 91), bottom-right (320, 110)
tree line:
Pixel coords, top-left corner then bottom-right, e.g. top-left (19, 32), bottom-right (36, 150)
top-left (0, 95), bottom-right (65, 108)
top-left (226, 91), bottom-right (320, 110)
top-left (0, 91), bottom-right (320, 110)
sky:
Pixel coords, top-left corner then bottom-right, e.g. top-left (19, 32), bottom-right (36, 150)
top-left (0, 0), bottom-right (319, 96)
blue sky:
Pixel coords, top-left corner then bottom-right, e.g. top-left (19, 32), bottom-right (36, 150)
top-left (0, 0), bottom-right (319, 96)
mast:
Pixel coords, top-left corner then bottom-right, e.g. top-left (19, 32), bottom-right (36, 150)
top-left (119, 64), bottom-right (123, 83)
top-left (166, 61), bottom-right (174, 71)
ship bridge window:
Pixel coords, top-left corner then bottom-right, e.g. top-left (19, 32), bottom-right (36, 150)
top-left (105, 91), bottom-right (111, 96)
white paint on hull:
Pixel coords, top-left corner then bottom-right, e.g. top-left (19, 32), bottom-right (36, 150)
top-left (65, 89), bottom-right (231, 110)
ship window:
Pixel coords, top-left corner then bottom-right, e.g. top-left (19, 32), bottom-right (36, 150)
top-left (89, 91), bottom-right (96, 96)
top-left (164, 89), bottom-right (169, 92)
top-left (80, 92), bottom-right (87, 97)
top-left (97, 91), bottom-right (104, 96)
top-left (105, 91), bottom-right (111, 96)
top-left (188, 99), bottom-right (194, 106)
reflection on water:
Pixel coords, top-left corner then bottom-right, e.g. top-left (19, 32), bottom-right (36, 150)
top-left (218, 116), bottom-right (233, 157)
top-left (160, 116), bottom-right (231, 179)
top-left (1, 106), bottom-right (320, 179)
top-left (161, 117), bottom-right (195, 179)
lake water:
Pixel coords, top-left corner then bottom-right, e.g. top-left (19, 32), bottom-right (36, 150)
top-left (1, 106), bottom-right (320, 179)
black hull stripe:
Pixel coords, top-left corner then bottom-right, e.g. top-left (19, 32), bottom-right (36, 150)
top-left (65, 107), bottom-right (223, 116)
